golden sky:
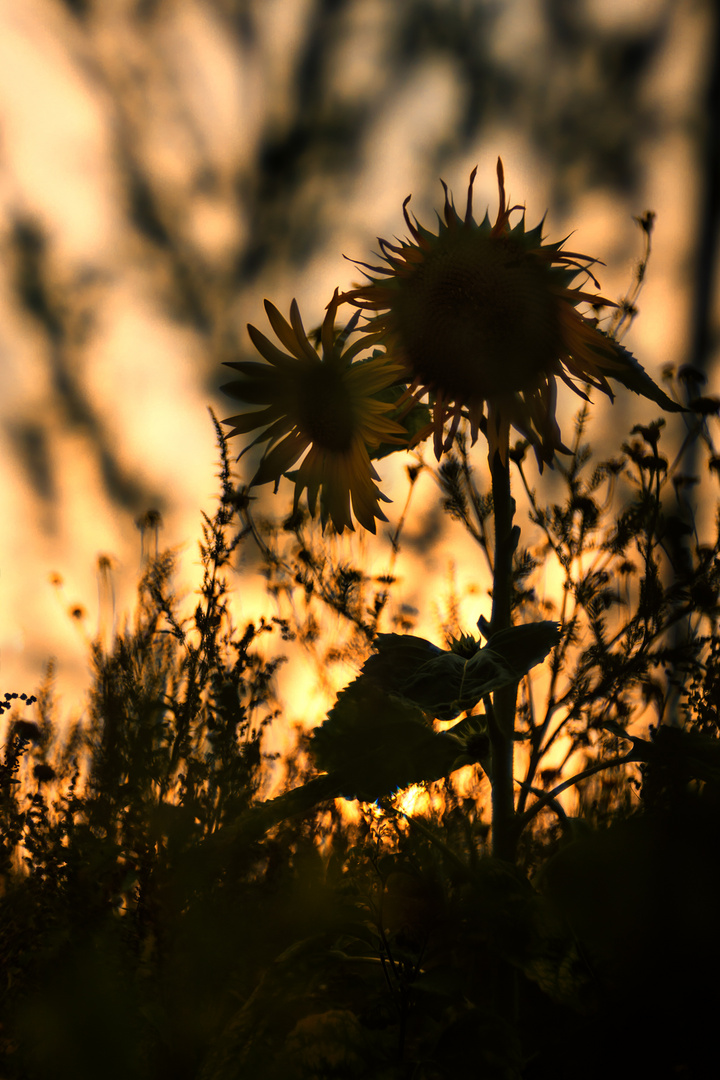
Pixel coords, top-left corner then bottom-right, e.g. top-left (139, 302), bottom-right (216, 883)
top-left (0, 0), bottom-right (715, 732)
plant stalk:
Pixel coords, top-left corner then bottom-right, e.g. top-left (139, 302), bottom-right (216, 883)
top-left (489, 448), bottom-right (519, 862)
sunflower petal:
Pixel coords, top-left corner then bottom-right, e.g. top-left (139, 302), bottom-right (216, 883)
top-left (221, 367), bottom-right (294, 405)
top-left (263, 300), bottom-right (317, 363)
top-left (247, 325), bottom-right (301, 369)
top-left (251, 430), bottom-right (310, 486)
top-left (288, 300), bottom-right (320, 363)
top-left (222, 406), bottom-right (284, 436)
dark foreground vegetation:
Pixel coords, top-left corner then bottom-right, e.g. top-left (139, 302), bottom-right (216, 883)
top-left (2, 411), bottom-right (720, 1080)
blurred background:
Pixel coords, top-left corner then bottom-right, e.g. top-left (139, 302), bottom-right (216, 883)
top-left (0, 0), bottom-right (717, 723)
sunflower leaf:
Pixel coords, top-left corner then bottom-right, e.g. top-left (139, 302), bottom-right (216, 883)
top-left (484, 622), bottom-right (562, 676)
top-left (365, 377), bottom-right (431, 460)
top-left (305, 621), bottom-right (558, 800)
top-left (600, 340), bottom-right (685, 413)
top-left (360, 633), bottom-right (444, 690)
top-left (358, 621), bottom-right (559, 720)
top-left (310, 681), bottom-right (466, 800)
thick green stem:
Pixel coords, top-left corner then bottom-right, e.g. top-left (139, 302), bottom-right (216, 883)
top-left (489, 449), bottom-right (519, 863)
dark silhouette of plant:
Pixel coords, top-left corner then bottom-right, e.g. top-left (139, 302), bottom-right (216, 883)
top-left (0, 423), bottom-right (325, 1079)
top-left (2, 4), bottom-right (720, 1075)
top-left (2, 389), bottom-right (720, 1077)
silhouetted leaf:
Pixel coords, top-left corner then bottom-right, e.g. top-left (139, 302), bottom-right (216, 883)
top-left (310, 681), bottom-right (471, 800)
top-left (600, 340), bottom-right (685, 412)
top-left (359, 621), bottom-right (559, 720)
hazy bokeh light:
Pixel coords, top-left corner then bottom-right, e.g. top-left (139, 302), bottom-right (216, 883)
top-left (0, 0), bottom-right (716, 737)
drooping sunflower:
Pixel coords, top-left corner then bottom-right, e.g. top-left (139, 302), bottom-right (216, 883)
top-left (221, 289), bottom-right (407, 533)
top-left (342, 159), bottom-right (680, 465)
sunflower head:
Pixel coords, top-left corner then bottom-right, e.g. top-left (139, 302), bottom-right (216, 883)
top-left (221, 290), bottom-right (407, 534)
top-left (342, 159), bottom-right (678, 466)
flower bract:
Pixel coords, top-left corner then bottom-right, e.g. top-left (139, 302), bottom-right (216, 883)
top-left (342, 159), bottom-right (680, 465)
top-left (221, 290), bottom-right (407, 533)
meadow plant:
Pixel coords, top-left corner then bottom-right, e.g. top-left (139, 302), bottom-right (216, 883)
top-left (2, 164), bottom-right (720, 1078)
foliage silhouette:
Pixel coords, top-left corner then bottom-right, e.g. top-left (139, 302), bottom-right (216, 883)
top-left (2, 402), bottom-right (720, 1076)
top-left (2, 4), bottom-right (720, 1077)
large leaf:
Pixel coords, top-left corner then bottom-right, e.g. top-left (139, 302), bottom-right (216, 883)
top-left (360, 621), bottom-right (559, 720)
top-left (359, 633), bottom-right (445, 694)
top-left (307, 621), bottom-right (558, 797)
top-left (310, 680), bottom-right (471, 801)
top-left (208, 624), bottom-right (557, 847)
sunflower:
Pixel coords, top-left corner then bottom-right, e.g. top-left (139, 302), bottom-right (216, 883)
top-left (342, 159), bottom-right (679, 465)
top-left (221, 289), bottom-right (407, 533)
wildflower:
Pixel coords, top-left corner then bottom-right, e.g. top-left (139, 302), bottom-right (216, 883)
top-left (221, 289), bottom-right (407, 533)
top-left (343, 159), bottom-right (680, 465)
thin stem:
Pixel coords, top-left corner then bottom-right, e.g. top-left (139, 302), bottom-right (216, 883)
top-left (489, 448), bottom-right (519, 862)
top-left (515, 753), bottom-right (635, 832)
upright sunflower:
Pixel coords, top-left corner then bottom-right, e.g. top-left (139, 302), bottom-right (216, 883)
top-left (343, 159), bottom-right (680, 465)
top-left (221, 289), bottom-right (407, 533)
